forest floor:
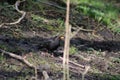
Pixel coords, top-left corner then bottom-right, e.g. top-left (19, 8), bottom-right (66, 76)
top-left (0, 0), bottom-right (120, 80)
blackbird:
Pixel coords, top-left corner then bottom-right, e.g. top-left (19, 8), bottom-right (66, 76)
top-left (38, 36), bottom-right (64, 52)
top-left (47, 36), bottom-right (64, 51)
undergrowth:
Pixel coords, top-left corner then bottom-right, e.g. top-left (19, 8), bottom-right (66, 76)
top-left (31, 14), bottom-right (65, 32)
top-left (1, 0), bottom-right (120, 33)
top-left (26, 0), bottom-right (120, 33)
top-left (76, 0), bottom-right (120, 33)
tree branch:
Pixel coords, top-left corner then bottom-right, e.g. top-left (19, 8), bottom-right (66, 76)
top-left (0, 0), bottom-right (26, 28)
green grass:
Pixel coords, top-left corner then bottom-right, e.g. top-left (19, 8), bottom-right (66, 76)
top-left (69, 46), bottom-right (78, 55)
top-left (100, 74), bottom-right (120, 80)
top-left (31, 14), bottom-right (65, 32)
top-left (25, 0), bottom-right (120, 33)
top-left (111, 57), bottom-right (120, 63)
top-left (75, 0), bottom-right (120, 33)
top-left (0, 53), bottom-right (6, 63)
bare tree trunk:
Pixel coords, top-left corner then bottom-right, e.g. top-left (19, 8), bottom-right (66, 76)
top-left (63, 0), bottom-right (70, 80)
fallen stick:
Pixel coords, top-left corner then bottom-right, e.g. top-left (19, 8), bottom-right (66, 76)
top-left (42, 71), bottom-right (52, 80)
top-left (59, 57), bottom-right (85, 68)
top-left (0, 49), bottom-right (34, 68)
top-left (0, 49), bottom-right (38, 79)
top-left (0, 0), bottom-right (26, 27)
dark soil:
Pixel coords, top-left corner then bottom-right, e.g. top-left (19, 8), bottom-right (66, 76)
top-left (0, 0), bottom-right (120, 80)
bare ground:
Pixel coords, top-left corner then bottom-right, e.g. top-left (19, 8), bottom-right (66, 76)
top-left (0, 1), bottom-right (120, 80)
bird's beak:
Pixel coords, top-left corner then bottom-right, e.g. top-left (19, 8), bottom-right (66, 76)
top-left (60, 36), bottom-right (65, 40)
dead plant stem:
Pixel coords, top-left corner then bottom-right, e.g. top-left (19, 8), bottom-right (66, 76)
top-left (63, 0), bottom-right (70, 80)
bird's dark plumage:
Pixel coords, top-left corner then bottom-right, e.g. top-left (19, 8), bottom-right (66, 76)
top-left (47, 36), bottom-right (64, 51)
top-left (38, 36), bottom-right (64, 52)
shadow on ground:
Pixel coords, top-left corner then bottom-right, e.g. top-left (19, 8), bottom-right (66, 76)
top-left (0, 70), bottom-right (33, 80)
top-left (71, 73), bottom-right (120, 80)
top-left (0, 70), bottom-right (120, 80)
top-left (0, 35), bottom-right (120, 55)
top-left (71, 38), bottom-right (120, 52)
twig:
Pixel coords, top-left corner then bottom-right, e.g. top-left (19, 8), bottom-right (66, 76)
top-left (72, 27), bottom-right (93, 32)
top-left (42, 71), bottom-right (52, 80)
top-left (73, 54), bottom-right (91, 61)
top-left (59, 56), bottom-right (90, 80)
top-left (82, 66), bottom-right (90, 80)
top-left (0, 49), bottom-right (38, 80)
top-left (0, 49), bottom-right (34, 68)
top-left (0, 0), bottom-right (26, 28)
top-left (70, 27), bottom-right (81, 39)
top-left (83, 66), bottom-right (90, 75)
top-left (60, 57), bottom-right (85, 68)
top-left (70, 26), bottom-right (94, 39)
top-left (69, 65), bottom-right (84, 74)
top-left (69, 20), bottom-right (94, 38)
